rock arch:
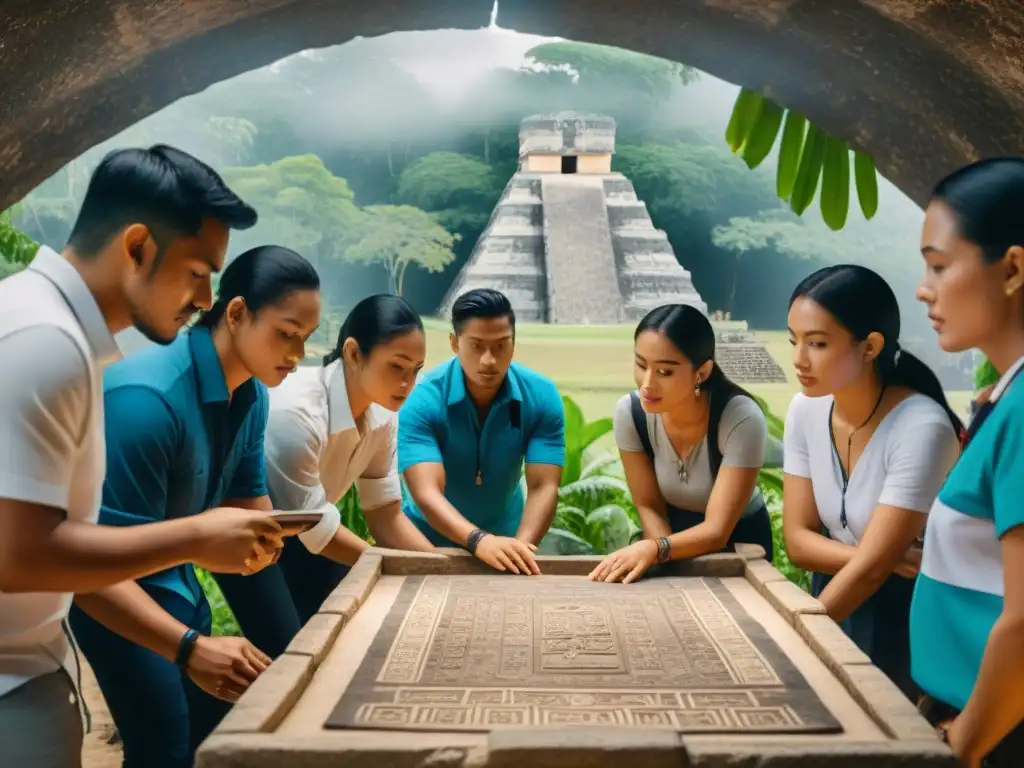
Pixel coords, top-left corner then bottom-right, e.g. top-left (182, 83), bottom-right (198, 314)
top-left (1, 0), bottom-right (1022, 209)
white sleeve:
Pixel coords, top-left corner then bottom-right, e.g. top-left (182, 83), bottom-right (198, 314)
top-left (355, 411), bottom-right (402, 511)
top-left (878, 417), bottom-right (959, 513)
top-left (612, 394), bottom-right (645, 453)
top-left (264, 403), bottom-right (341, 554)
top-left (782, 394), bottom-right (812, 478)
top-left (0, 326), bottom-right (91, 510)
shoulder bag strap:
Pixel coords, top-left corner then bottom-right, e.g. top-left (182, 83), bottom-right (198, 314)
top-left (629, 392), bottom-right (655, 460)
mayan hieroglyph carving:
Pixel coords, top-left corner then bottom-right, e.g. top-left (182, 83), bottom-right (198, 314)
top-left (326, 575), bottom-right (841, 733)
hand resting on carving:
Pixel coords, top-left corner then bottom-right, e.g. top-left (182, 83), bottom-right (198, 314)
top-left (588, 539), bottom-right (659, 584)
top-left (474, 534), bottom-right (541, 575)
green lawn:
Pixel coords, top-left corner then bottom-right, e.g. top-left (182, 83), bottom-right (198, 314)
top-left (414, 322), bottom-right (973, 423)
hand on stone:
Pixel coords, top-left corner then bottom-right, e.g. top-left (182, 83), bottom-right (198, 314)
top-left (588, 540), bottom-right (658, 584)
top-left (474, 535), bottom-right (541, 575)
top-left (186, 635), bottom-right (271, 703)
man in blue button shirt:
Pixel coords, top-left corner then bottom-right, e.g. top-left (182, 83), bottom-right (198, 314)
top-left (399, 288), bottom-right (565, 574)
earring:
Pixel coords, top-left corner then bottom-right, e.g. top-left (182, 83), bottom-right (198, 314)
top-left (694, 379), bottom-right (702, 396)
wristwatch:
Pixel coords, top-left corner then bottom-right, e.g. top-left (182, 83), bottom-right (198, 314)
top-left (175, 628), bottom-right (201, 669)
top-left (465, 528), bottom-right (490, 554)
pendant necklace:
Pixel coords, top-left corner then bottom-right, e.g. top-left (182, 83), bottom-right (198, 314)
top-left (828, 386), bottom-right (887, 529)
top-left (675, 444), bottom-right (698, 484)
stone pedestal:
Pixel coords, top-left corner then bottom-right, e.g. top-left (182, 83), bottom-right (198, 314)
top-left (197, 548), bottom-right (955, 768)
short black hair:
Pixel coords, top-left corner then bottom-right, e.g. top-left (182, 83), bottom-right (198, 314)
top-left (451, 288), bottom-right (515, 335)
top-left (195, 245), bottom-right (320, 330)
top-left (66, 144), bottom-right (257, 259)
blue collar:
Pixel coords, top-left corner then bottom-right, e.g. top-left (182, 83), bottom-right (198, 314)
top-left (188, 328), bottom-right (231, 404)
top-left (445, 360), bottom-right (522, 408)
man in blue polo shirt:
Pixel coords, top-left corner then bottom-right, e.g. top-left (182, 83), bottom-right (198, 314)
top-left (399, 288), bottom-right (564, 574)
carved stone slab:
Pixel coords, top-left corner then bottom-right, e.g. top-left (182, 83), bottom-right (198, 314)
top-left (325, 575), bottom-right (839, 734)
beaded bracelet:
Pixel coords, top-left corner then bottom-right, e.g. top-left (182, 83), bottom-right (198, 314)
top-left (656, 536), bottom-right (672, 564)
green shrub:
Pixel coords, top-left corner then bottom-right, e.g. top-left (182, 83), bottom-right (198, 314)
top-left (195, 567), bottom-right (241, 637)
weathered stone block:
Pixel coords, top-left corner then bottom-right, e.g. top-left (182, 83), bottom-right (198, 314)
top-left (214, 654), bottom-right (313, 734)
top-left (319, 551), bottom-right (381, 614)
top-left (837, 664), bottom-right (939, 742)
top-left (744, 557), bottom-right (788, 597)
top-left (763, 578), bottom-right (827, 623)
top-left (488, 728), bottom-right (688, 768)
top-left (795, 614), bottom-right (872, 676)
top-left (284, 612), bottom-right (345, 667)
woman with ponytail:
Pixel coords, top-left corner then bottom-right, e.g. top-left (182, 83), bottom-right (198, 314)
top-left (783, 264), bottom-right (961, 700)
top-left (263, 293), bottom-right (435, 624)
top-left (589, 304), bottom-right (773, 584)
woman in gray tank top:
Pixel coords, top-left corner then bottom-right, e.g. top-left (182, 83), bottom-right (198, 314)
top-left (589, 305), bottom-right (772, 584)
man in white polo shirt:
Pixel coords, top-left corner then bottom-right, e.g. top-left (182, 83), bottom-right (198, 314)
top-left (0, 145), bottom-right (288, 767)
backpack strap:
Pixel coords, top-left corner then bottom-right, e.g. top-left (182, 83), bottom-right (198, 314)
top-left (629, 392), bottom-right (655, 460)
top-left (707, 389), bottom-right (741, 479)
top-left (633, 389), bottom-right (751, 480)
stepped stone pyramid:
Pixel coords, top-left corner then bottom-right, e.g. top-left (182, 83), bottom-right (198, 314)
top-left (439, 113), bottom-right (786, 383)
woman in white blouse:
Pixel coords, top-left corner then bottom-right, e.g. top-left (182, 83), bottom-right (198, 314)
top-left (233, 295), bottom-right (435, 642)
top-left (783, 264), bottom-right (962, 698)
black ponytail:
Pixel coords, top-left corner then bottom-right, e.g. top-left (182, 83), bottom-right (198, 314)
top-left (325, 294), bottom-right (423, 366)
top-left (196, 245), bottom-right (319, 330)
top-left (888, 348), bottom-right (965, 439)
top-left (791, 265), bottom-right (964, 436)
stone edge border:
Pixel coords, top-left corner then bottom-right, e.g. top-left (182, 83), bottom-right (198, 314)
top-left (198, 732), bottom-right (957, 768)
top-left (377, 547), bottom-right (747, 578)
top-left (741, 559), bottom-right (941, 745)
top-left (198, 549), bottom-right (949, 764)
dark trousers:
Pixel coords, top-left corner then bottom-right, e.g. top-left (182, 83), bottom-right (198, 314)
top-left (667, 503), bottom-right (775, 563)
top-left (277, 535), bottom-right (350, 625)
top-left (69, 588), bottom-right (231, 768)
top-left (811, 570), bottom-right (919, 701)
top-left (214, 536), bottom-right (351, 651)
top-left (919, 696), bottom-right (1024, 767)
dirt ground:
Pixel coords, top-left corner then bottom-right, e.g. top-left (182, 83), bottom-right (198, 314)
top-left (81, 662), bottom-right (122, 768)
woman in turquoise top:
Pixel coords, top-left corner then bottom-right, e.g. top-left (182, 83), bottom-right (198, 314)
top-left (69, 246), bottom-right (322, 768)
top-left (911, 158), bottom-right (1024, 768)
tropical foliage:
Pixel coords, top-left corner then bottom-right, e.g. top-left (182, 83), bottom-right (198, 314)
top-left (196, 567), bottom-right (241, 637)
top-left (0, 209), bottom-right (39, 277)
top-left (724, 88), bottom-right (879, 232)
top-left (974, 356), bottom-right (1000, 391)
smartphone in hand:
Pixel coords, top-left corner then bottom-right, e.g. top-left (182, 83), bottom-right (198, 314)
top-left (270, 511), bottom-right (324, 535)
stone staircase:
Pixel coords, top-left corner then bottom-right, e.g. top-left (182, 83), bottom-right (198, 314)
top-left (540, 175), bottom-right (623, 324)
top-left (438, 169), bottom-right (788, 385)
top-left (439, 176), bottom-right (548, 322)
top-left (603, 176), bottom-right (708, 320)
